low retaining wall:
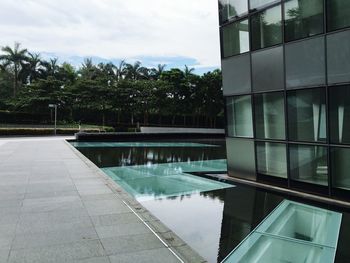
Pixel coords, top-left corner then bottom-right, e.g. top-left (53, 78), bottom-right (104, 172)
top-left (140, 127), bottom-right (225, 134)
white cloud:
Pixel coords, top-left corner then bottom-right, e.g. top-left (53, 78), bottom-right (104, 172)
top-left (0, 0), bottom-right (221, 68)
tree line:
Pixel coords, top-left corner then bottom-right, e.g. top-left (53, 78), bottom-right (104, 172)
top-left (0, 43), bottom-right (224, 128)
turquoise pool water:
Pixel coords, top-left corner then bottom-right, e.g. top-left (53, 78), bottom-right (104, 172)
top-left (102, 159), bottom-right (232, 201)
top-left (223, 200), bottom-right (342, 263)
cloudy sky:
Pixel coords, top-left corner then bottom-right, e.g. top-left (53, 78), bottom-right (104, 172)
top-left (0, 0), bottom-right (221, 73)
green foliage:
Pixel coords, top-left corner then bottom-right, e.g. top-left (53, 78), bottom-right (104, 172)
top-left (0, 43), bottom-right (224, 128)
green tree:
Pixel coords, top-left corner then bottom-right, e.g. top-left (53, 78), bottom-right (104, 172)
top-left (0, 43), bottom-right (28, 97)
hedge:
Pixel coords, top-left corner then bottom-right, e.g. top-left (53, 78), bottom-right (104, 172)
top-left (0, 128), bottom-right (110, 136)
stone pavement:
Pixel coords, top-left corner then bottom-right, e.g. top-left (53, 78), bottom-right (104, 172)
top-left (0, 137), bottom-right (200, 263)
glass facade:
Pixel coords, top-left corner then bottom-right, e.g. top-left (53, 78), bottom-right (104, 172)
top-left (219, 0), bottom-right (350, 198)
top-left (219, 0), bottom-right (248, 23)
top-left (289, 145), bottom-right (328, 186)
top-left (331, 147), bottom-right (350, 190)
top-left (252, 46), bottom-right (284, 92)
top-left (287, 88), bottom-right (327, 143)
top-left (257, 142), bottom-right (287, 178)
top-left (327, 30), bottom-right (350, 84)
top-left (226, 138), bottom-right (256, 181)
top-left (327, 0), bottom-right (350, 32)
top-left (254, 92), bottom-right (285, 140)
top-left (284, 0), bottom-right (324, 42)
top-left (249, 0), bottom-right (279, 10)
top-left (226, 95), bottom-right (253, 138)
top-left (251, 5), bottom-right (282, 50)
top-left (222, 54), bottom-right (251, 95)
top-left (222, 19), bottom-right (250, 57)
top-left (285, 37), bottom-right (325, 88)
top-left (329, 85), bottom-right (350, 144)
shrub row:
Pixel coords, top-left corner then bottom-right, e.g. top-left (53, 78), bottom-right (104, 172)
top-left (0, 128), bottom-right (109, 136)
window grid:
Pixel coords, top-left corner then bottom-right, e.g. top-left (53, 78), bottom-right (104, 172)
top-left (222, 0), bottom-right (350, 199)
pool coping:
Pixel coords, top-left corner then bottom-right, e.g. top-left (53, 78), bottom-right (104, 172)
top-left (203, 174), bottom-right (350, 210)
top-left (64, 140), bottom-right (207, 263)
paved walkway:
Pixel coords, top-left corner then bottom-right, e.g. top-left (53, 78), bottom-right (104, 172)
top-left (0, 137), bottom-right (186, 263)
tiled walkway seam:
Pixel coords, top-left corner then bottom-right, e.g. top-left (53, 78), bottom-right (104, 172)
top-left (0, 138), bottom-right (204, 263)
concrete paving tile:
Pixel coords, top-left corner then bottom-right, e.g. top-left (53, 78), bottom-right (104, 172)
top-left (0, 249), bottom-right (10, 263)
top-left (8, 240), bottom-right (106, 263)
top-left (95, 222), bottom-right (151, 238)
top-left (25, 190), bottom-right (79, 199)
top-left (108, 248), bottom-right (180, 263)
top-left (0, 194), bottom-right (25, 201)
top-left (74, 256), bottom-right (111, 263)
top-left (81, 194), bottom-right (119, 201)
top-left (12, 226), bottom-right (99, 249)
top-left (78, 188), bottom-right (113, 196)
top-left (18, 208), bottom-right (90, 227)
top-left (21, 198), bottom-right (84, 213)
top-left (83, 200), bottom-right (130, 216)
top-left (91, 213), bottom-right (140, 227)
top-left (0, 199), bottom-right (22, 208)
top-left (23, 195), bottom-right (80, 206)
top-left (16, 216), bottom-right (93, 235)
top-left (26, 183), bottom-right (76, 194)
top-left (100, 233), bottom-right (165, 255)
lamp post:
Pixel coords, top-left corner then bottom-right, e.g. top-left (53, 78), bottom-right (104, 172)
top-left (48, 104), bottom-right (57, 135)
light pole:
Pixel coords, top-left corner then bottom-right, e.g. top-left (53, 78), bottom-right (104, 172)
top-left (48, 104), bottom-right (57, 135)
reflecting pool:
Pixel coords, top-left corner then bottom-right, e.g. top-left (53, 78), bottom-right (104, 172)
top-left (73, 139), bottom-right (350, 263)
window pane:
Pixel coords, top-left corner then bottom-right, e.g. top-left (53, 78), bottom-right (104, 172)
top-left (222, 54), bottom-right (251, 95)
top-left (250, 0), bottom-right (280, 10)
top-left (327, 30), bottom-right (350, 84)
top-left (226, 95), bottom-right (253, 137)
top-left (288, 88), bottom-right (327, 142)
top-left (285, 36), bottom-right (325, 89)
top-left (327, 0), bottom-right (350, 31)
top-left (251, 5), bottom-right (282, 50)
top-left (219, 0), bottom-right (248, 23)
top-left (252, 46), bottom-right (284, 92)
top-left (284, 0), bottom-right (324, 42)
top-left (329, 85), bottom-right (350, 144)
top-left (254, 92), bottom-right (285, 140)
top-left (289, 145), bottom-right (328, 186)
top-left (222, 19), bottom-right (250, 57)
top-left (257, 142), bottom-right (287, 178)
top-left (331, 147), bottom-right (350, 190)
top-left (226, 138), bottom-right (256, 181)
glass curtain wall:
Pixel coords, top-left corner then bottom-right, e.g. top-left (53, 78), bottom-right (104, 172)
top-left (331, 147), bottom-right (350, 190)
top-left (284, 0), bottom-right (324, 42)
top-left (287, 88), bottom-right (327, 142)
top-left (226, 96), bottom-right (254, 137)
top-left (327, 0), bottom-right (350, 31)
top-left (250, 0), bottom-right (280, 10)
top-left (254, 92), bottom-right (285, 140)
top-left (251, 5), bottom-right (282, 50)
top-left (329, 85), bottom-right (350, 144)
top-left (289, 145), bottom-right (328, 186)
top-left (222, 19), bottom-right (250, 57)
top-left (219, 0), bottom-right (248, 23)
top-left (257, 142), bottom-right (287, 178)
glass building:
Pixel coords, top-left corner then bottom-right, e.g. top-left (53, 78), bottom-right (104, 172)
top-left (219, 0), bottom-right (350, 199)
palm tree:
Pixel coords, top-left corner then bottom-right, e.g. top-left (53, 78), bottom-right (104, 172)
top-left (123, 61), bottom-right (142, 80)
top-left (42, 58), bottom-right (59, 77)
top-left (151, 64), bottom-right (166, 80)
top-left (24, 52), bottom-right (45, 84)
top-left (183, 65), bottom-right (195, 77)
top-left (0, 42), bottom-right (28, 97)
top-left (116, 60), bottom-right (126, 81)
